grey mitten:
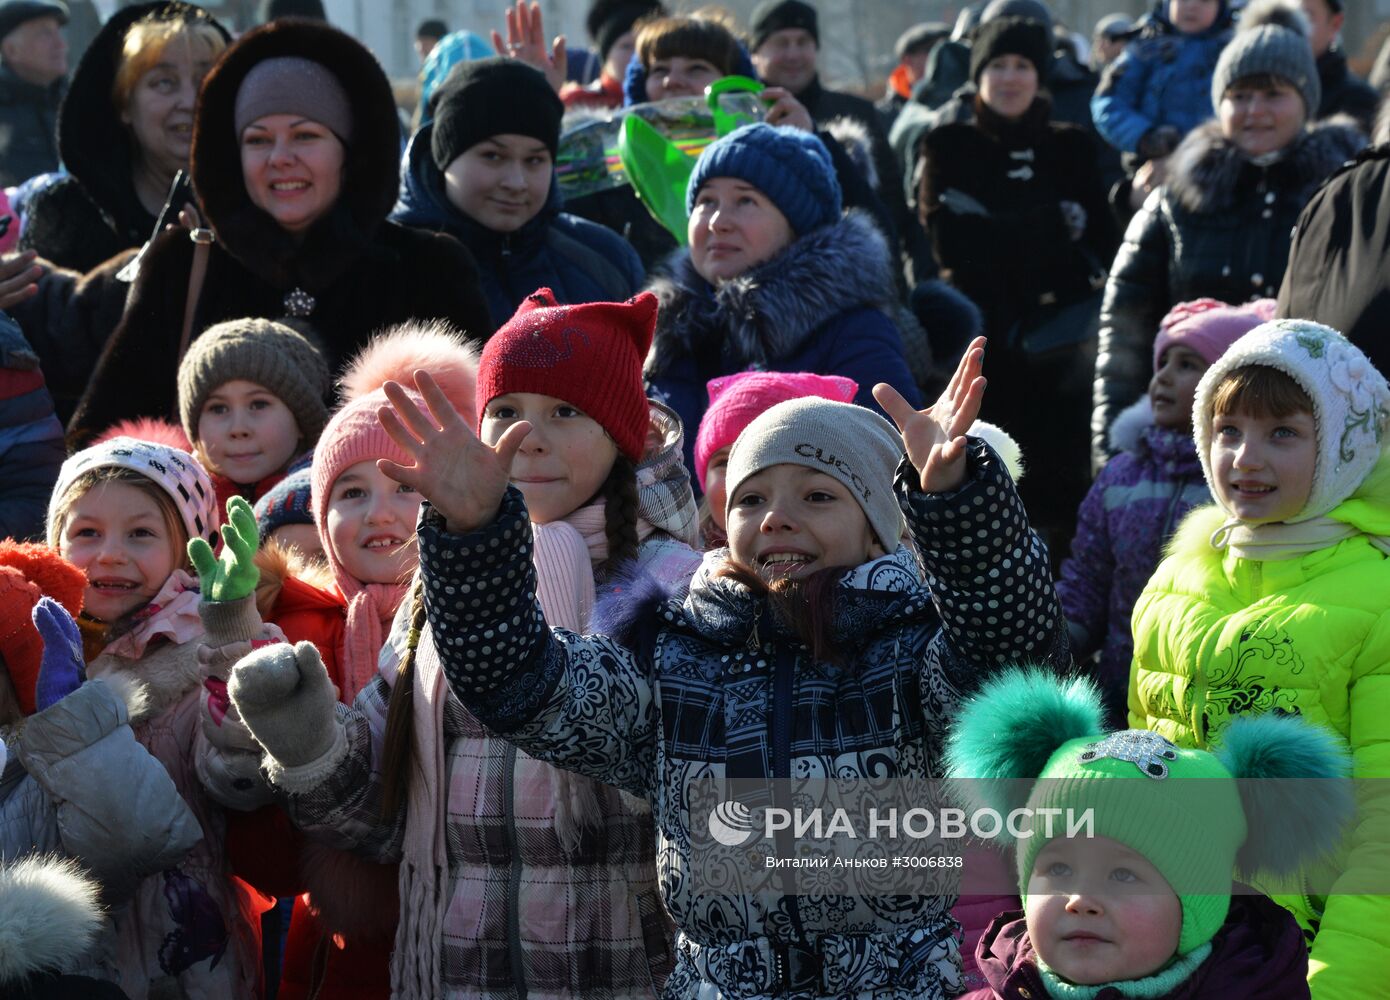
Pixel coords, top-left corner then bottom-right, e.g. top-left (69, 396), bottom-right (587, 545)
top-left (228, 640), bottom-right (344, 791)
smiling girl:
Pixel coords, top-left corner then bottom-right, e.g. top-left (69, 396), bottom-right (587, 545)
top-left (44, 436), bottom-right (266, 998)
top-left (393, 57), bottom-right (645, 333)
top-left (1130, 319), bottom-right (1390, 997)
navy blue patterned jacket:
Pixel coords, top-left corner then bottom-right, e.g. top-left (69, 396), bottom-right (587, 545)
top-left (418, 439), bottom-right (1068, 999)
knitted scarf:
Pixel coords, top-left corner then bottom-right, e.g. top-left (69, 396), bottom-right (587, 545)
top-left (339, 581), bottom-right (411, 704)
top-left (1209, 516), bottom-right (1390, 562)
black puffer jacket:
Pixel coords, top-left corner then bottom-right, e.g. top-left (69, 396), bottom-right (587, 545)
top-left (19, 3), bottom-right (230, 272)
top-left (70, 18), bottom-right (491, 445)
top-left (1091, 117), bottom-right (1364, 468)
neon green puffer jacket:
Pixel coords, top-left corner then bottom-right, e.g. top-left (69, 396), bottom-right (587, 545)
top-left (1129, 451), bottom-right (1390, 1000)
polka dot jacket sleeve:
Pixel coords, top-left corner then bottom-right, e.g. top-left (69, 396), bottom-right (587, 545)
top-left (900, 437), bottom-right (1070, 690)
top-left (417, 489), bottom-right (659, 799)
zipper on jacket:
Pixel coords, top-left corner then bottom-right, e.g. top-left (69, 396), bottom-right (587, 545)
top-left (503, 742), bottom-right (528, 1000)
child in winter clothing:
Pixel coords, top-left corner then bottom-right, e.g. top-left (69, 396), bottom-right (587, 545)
top-left (392, 58), bottom-right (646, 333)
top-left (252, 467), bottom-right (319, 561)
top-left (230, 337), bottom-right (1070, 998)
top-left (1129, 319), bottom-right (1390, 998)
top-left (42, 436), bottom-right (266, 1000)
top-left (0, 310), bottom-right (64, 542)
top-left (692, 370), bottom-right (858, 547)
top-left (1057, 298), bottom-right (1273, 726)
top-left (176, 317), bottom-right (330, 507)
top-left (215, 292), bottom-right (700, 999)
top-left (945, 667), bottom-right (1351, 1000)
top-left (1091, 0), bottom-right (1234, 156)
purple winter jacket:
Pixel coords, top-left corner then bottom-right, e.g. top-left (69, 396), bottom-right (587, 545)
top-left (962, 893), bottom-right (1310, 1000)
top-left (1055, 399), bottom-right (1210, 726)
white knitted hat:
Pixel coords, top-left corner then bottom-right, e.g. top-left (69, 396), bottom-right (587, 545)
top-left (47, 437), bottom-right (220, 548)
top-left (1193, 320), bottom-right (1390, 522)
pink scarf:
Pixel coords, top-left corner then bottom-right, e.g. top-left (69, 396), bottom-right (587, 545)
top-left (340, 581), bottom-right (410, 704)
top-left (102, 569), bottom-right (203, 659)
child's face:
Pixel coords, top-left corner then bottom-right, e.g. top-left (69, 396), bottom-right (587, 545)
top-left (1168, 0), bottom-right (1220, 34)
top-left (481, 392), bottom-right (619, 524)
top-left (270, 523), bottom-right (324, 562)
top-left (442, 135), bottom-right (552, 234)
top-left (726, 463), bottom-right (883, 582)
top-left (197, 379), bottom-right (301, 485)
top-left (1025, 835), bottom-right (1183, 986)
top-left (704, 446), bottom-right (731, 532)
top-left (60, 481), bottom-right (180, 623)
top-left (1149, 346), bottom-right (1208, 430)
top-left (325, 461), bottom-right (421, 585)
top-left (1208, 407), bottom-right (1316, 524)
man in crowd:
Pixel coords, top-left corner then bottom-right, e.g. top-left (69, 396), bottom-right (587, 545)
top-left (878, 21), bottom-right (949, 129)
top-left (1300, 0), bottom-right (1376, 131)
top-left (416, 18), bottom-right (447, 63)
top-left (0, 0), bottom-right (67, 187)
top-left (1090, 12), bottom-right (1132, 70)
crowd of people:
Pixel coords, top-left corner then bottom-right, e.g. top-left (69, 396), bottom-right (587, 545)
top-left (0, 0), bottom-right (1389, 997)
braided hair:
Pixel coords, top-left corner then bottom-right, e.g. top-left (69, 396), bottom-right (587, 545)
top-left (379, 579), bottom-right (427, 820)
top-left (599, 453), bottom-right (640, 581)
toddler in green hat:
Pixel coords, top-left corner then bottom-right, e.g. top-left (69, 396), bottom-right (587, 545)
top-left (946, 667), bottom-right (1353, 999)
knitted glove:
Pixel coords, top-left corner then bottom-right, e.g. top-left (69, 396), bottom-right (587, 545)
top-left (229, 640), bottom-right (344, 788)
top-left (189, 497), bottom-right (260, 603)
top-left (33, 597), bottom-right (84, 712)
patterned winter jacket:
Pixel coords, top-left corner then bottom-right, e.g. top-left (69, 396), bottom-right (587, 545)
top-left (1090, 0), bottom-right (1232, 154)
top-left (420, 439), bottom-right (1068, 999)
top-left (1129, 449), bottom-right (1390, 1000)
top-left (1056, 399), bottom-right (1210, 726)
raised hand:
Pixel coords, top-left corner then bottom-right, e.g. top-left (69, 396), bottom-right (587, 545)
top-left (491, 0), bottom-right (567, 93)
top-left (188, 497), bottom-right (260, 603)
top-left (33, 597), bottom-right (84, 712)
top-left (762, 88), bottom-right (814, 131)
top-left (228, 641), bottom-right (340, 771)
top-left (873, 336), bottom-right (987, 495)
top-left (378, 370), bottom-right (533, 535)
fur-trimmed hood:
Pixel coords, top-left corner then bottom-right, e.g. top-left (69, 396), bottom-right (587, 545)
top-left (1167, 116), bottom-right (1365, 215)
top-left (646, 210), bottom-right (898, 378)
top-left (823, 116), bottom-right (879, 193)
top-left (190, 18), bottom-right (402, 289)
top-left (57, 3), bottom-right (230, 232)
top-left (0, 856), bottom-right (104, 985)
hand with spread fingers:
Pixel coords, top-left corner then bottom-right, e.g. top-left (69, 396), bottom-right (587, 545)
top-left (491, 0), bottom-right (567, 93)
top-left (377, 370), bottom-right (533, 535)
top-left (873, 336), bottom-right (987, 495)
top-left (189, 497), bottom-right (261, 603)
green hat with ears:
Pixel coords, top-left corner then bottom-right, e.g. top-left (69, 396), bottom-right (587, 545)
top-left (945, 667), bottom-right (1354, 955)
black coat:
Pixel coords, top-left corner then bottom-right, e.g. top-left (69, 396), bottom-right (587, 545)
top-left (1277, 145), bottom-right (1390, 379)
top-left (0, 65), bottom-right (62, 187)
top-left (1317, 48), bottom-right (1378, 134)
top-left (19, 3), bottom-right (231, 272)
top-left (69, 19), bottom-right (491, 446)
top-left (1092, 118), bottom-right (1364, 467)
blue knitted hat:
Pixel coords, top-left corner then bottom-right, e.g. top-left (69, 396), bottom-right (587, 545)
top-left (686, 123), bottom-right (841, 236)
top-left (253, 467), bottom-right (313, 544)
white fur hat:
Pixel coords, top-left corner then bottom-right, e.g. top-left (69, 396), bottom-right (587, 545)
top-left (1193, 320), bottom-right (1390, 522)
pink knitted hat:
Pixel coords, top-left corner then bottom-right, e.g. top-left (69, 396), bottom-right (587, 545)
top-left (311, 387), bottom-right (422, 598)
top-left (1152, 298), bottom-right (1277, 371)
top-left (693, 371), bottom-right (858, 490)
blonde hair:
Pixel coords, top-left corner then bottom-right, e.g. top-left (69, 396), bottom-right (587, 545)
top-left (51, 466), bottom-right (190, 571)
top-left (112, 17), bottom-right (226, 113)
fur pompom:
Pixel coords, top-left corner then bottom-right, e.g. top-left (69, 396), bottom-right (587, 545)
top-left (590, 562), bottom-right (681, 649)
top-left (339, 320), bottom-right (480, 428)
top-left (968, 420), bottom-right (1024, 483)
top-left (92, 417), bottom-right (192, 453)
top-left (944, 667), bottom-right (1102, 819)
top-left (0, 855), bottom-right (103, 982)
top-left (1214, 714), bottom-right (1353, 879)
top-left (1236, 0), bottom-right (1309, 36)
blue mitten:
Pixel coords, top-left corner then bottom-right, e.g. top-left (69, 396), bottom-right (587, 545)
top-left (33, 597), bottom-right (84, 711)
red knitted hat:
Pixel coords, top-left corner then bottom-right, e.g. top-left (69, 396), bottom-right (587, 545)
top-left (0, 541), bottom-right (87, 717)
top-left (476, 289), bottom-right (657, 463)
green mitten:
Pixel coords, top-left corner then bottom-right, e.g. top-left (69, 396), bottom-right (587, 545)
top-left (189, 496), bottom-right (261, 602)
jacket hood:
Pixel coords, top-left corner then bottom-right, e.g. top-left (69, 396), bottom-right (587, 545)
top-left (58, 3), bottom-right (230, 228)
top-left (1167, 116), bottom-right (1365, 214)
top-left (392, 121), bottom-right (563, 260)
top-left (976, 893), bottom-right (1306, 998)
top-left (637, 400), bottom-right (700, 548)
top-left (1328, 445), bottom-right (1390, 541)
top-left (646, 210), bottom-right (898, 378)
top-left (0, 856), bottom-right (104, 985)
top-left (191, 18), bottom-right (402, 289)
top-left (1110, 396), bottom-right (1203, 475)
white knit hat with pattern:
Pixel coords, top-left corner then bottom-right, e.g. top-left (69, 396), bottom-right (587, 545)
top-left (1194, 320), bottom-right (1390, 522)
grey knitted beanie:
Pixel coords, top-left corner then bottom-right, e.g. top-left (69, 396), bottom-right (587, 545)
top-left (177, 318), bottom-right (331, 450)
top-left (1211, 0), bottom-right (1319, 115)
top-left (724, 398), bottom-right (907, 552)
